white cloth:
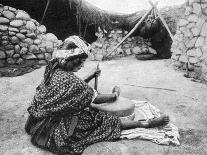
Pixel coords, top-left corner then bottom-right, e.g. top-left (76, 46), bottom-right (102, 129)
top-left (120, 100), bottom-right (180, 146)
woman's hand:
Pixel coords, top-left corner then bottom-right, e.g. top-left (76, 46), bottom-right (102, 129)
top-left (91, 67), bottom-right (101, 78)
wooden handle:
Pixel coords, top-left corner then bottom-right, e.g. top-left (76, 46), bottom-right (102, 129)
top-left (94, 63), bottom-right (99, 90)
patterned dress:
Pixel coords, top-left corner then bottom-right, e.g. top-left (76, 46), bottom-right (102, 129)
top-left (25, 68), bottom-right (121, 155)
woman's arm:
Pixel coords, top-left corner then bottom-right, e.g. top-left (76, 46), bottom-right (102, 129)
top-left (83, 74), bottom-right (94, 83)
top-left (93, 93), bottom-right (117, 104)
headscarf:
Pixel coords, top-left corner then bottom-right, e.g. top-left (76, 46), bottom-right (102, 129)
top-left (44, 35), bottom-right (91, 85)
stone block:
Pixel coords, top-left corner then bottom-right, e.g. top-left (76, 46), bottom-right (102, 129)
top-left (2, 10), bottom-right (15, 19)
top-left (13, 53), bottom-right (20, 58)
top-left (9, 31), bottom-right (16, 36)
top-left (16, 10), bottom-right (30, 20)
top-left (20, 47), bottom-right (28, 55)
top-left (26, 21), bottom-right (36, 30)
top-left (24, 38), bottom-right (33, 45)
top-left (34, 39), bottom-right (41, 45)
top-left (188, 14), bottom-right (198, 22)
top-left (29, 45), bottom-right (39, 53)
top-left (196, 18), bottom-right (205, 30)
top-left (0, 59), bottom-right (6, 67)
top-left (11, 36), bottom-right (20, 44)
top-left (45, 33), bottom-right (58, 42)
top-left (38, 25), bottom-right (46, 33)
top-left (178, 19), bottom-right (189, 26)
top-left (26, 33), bottom-right (36, 39)
top-left (187, 48), bottom-right (202, 57)
top-left (5, 50), bottom-right (14, 57)
top-left (16, 58), bottom-right (24, 64)
top-left (7, 57), bottom-right (16, 64)
top-left (5, 44), bottom-right (14, 50)
top-left (16, 33), bottom-right (26, 40)
top-left (0, 25), bottom-right (8, 31)
top-left (8, 27), bottom-right (19, 32)
top-left (173, 49), bottom-right (183, 55)
top-left (0, 17), bottom-right (9, 23)
top-left (195, 37), bottom-right (205, 47)
top-left (179, 55), bottom-right (188, 63)
top-left (22, 53), bottom-right (37, 59)
top-left (36, 53), bottom-right (45, 59)
top-left (191, 27), bottom-right (200, 36)
top-left (44, 53), bottom-right (52, 61)
top-left (10, 20), bottom-right (24, 27)
top-left (132, 46), bottom-right (141, 54)
top-left (185, 37), bottom-right (197, 48)
top-left (148, 47), bottom-right (157, 54)
top-left (171, 54), bottom-right (180, 61)
top-left (0, 51), bottom-right (6, 59)
top-left (193, 3), bottom-right (202, 14)
top-left (125, 49), bottom-right (132, 55)
top-left (200, 22), bottom-right (207, 37)
top-left (14, 45), bottom-right (21, 53)
top-left (189, 57), bottom-right (199, 64)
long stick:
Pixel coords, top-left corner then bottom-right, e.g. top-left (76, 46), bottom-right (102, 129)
top-left (40, 0), bottom-right (50, 25)
top-left (124, 84), bottom-right (176, 92)
top-left (149, 0), bottom-right (174, 41)
top-left (94, 63), bottom-right (99, 90)
top-left (105, 2), bottom-right (158, 58)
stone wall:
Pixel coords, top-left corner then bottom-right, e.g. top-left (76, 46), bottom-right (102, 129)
top-left (90, 28), bottom-right (157, 61)
top-left (171, 0), bottom-right (207, 82)
top-left (0, 4), bottom-right (62, 69)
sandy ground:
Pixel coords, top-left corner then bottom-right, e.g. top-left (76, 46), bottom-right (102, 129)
top-left (1, 56), bottom-right (207, 155)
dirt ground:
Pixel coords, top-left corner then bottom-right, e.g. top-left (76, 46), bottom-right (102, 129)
top-left (1, 56), bottom-right (207, 155)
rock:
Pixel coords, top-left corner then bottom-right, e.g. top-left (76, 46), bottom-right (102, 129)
top-left (16, 33), bottom-right (26, 40)
top-left (184, 29), bottom-right (192, 37)
top-left (45, 33), bottom-right (58, 42)
top-left (185, 37), bottom-right (197, 48)
top-left (5, 50), bottom-right (14, 57)
top-left (1, 40), bottom-right (8, 46)
top-left (13, 53), bottom-right (20, 58)
top-left (187, 23), bottom-right (195, 29)
top-left (22, 53), bottom-right (37, 59)
top-left (24, 38), bottom-right (33, 45)
top-left (200, 22), bottom-right (207, 37)
top-left (0, 51), bottom-right (6, 59)
top-left (34, 39), bottom-right (41, 45)
top-left (14, 45), bottom-right (21, 53)
top-left (20, 29), bottom-right (27, 34)
top-left (125, 49), bottom-right (132, 55)
top-left (7, 58), bottom-right (16, 64)
top-left (132, 46), bottom-right (141, 54)
top-left (188, 14), bottom-right (198, 22)
top-left (8, 27), bottom-right (19, 32)
top-left (171, 54), bottom-right (180, 61)
top-left (179, 55), bottom-right (188, 63)
top-left (29, 45), bottom-right (39, 53)
top-left (148, 47), bottom-right (157, 55)
top-left (189, 57), bottom-right (199, 64)
top-left (16, 10), bottom-right (30, 20)
top-left (5, 44), bottom-right (14, 50)
top-left (38, 60), bottom-right (47, 65)
top-left (26, 21), bottom-right (36, 30)
top-left (26, 33), bottom-right (36, 39)
top-left (191, 27), bottom-right (200, 36)
top-left (0, 25), bottom-right (8, 31)
top-left (8, 6), bottom-right (16, 12)
top-left (46, 46), bottom-right (54, 53)
top-left (0, 59), bottom-right (6, 67)
top-left (11, 36), bottom-right (20, 44)
top-left (9, 31), bottom-right (16, 36)
top-left (1, 35), bottom-right (8, 40)
top-left (185, 6), bottom-right (193, 15)
top-left (40, 47), bottom-right (46, 53)
top-left (44, 53), bottom-right (52, 61)
top-left (36, 53), bottom-right (45, 59)
top-left (38, 25), bottom-right (46, 33)
top-left (0, 17), bottom-right (10, 23)
top-left (196, 18), bottom-right (205, 30)
top-left (93, 42), bottom-right (103, 48)
top-left (20, 47), bottom-right (28, 55)
top-left (16, 58), bottom-right (24, 64)
top-left (187, 48), bottom-right (202, 57)
top-left (173, 49), bottom-right (182, 55)
top-left (3, 6), bottom-right (9, 10)
top-left (178, 19), bottom-right (189, 26)
top-left (195, 37), bottom-right (205, 47)
top-left (193, 3), bottom-right (202, 14)
top-left (2, 10), bottom-right (15, 19)
top-left (19, 42), bottom-right (28, 48)
top-left (10, 20), bottom-right (24, 27)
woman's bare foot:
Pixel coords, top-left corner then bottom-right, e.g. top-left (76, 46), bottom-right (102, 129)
top-left (144, 114), bottom-right (170, 128)
top-left (112, 86), bottom-right (121, 97)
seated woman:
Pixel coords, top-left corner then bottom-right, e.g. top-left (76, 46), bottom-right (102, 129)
top-left (25, 35), bottom-right (169, 155)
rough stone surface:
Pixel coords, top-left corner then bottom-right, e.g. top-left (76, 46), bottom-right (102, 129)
top-left (38, 25), bottom-right (46, 33)
top-left (29, 45), bottom-right (39, 53)
top-left (200, 22), bottom-right (207, 36)
top-left (2, 10), bottom-right (15, 19)
top-left (193, 3), bottom-right (202, 14)
top-left (195, 37), bottom-right (205, 47)
top-left (0, 17), bottom-right (9, 23)
top-left (5, 50), bottom-right (14, 57)
top-left (16, 10), bottom-right (30, 20)
top-left (10, 20), bottom-right (24, 27)
top-left (11, 36), bottom-right (20, 44)
top-left (0, 25), bottom-right (8, 31)
top-left (16, 33), bottom-right (26, 40)
top-left (26, 21), bottom-right (36, 30)
top-left (0, 51), bottom-right (6, 59)
top-left (187, 48), bottom-right (202, 57)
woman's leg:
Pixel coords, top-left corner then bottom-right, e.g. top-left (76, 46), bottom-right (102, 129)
top-left (120, 114), bottom-right (170, 130)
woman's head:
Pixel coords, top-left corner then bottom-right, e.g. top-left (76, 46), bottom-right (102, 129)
top-left (44, 35), bottom-right (91, 85)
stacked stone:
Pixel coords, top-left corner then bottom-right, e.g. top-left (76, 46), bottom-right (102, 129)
top-left (90, 28), bottom-right (157, 60)
top-left (0, 4), bottom-right (62, 67)
top-left (171, 0), bottom-right (207, 81)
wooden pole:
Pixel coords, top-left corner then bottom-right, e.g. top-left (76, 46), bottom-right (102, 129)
top-left (105, 2), bottom-right (158, 58)
top-left (94, 63), bottom-right (99, 91)
top-left (148, 0), bottom-right (174, 41)
top-left (40, 0), bottom-right (50, 25)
